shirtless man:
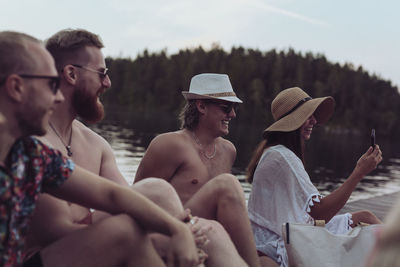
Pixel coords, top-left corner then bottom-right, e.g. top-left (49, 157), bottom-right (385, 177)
top-left (27, 29), bottom-right (244, 267)
top-left (0, 30), bottom-right (198, 267)
top-left (135, 73), bottom-right (262, 267)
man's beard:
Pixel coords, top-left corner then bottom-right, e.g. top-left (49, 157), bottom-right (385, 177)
top-left (17, 102), bottom-right (47, 137)
top-left (72, 86), bottom-right (105, 124)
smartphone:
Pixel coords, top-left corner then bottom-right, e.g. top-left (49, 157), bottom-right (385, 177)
top-left (371, 129), bottom-right (376, 150)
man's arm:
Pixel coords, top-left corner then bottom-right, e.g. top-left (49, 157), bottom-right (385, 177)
top-left (46, 165), bottom-right (198, 264)
top-left (82, 123), bottom-right (128, 185)
top-left (134, 133), bottom-right (184, 183)
top-left (27, 194), bottom-right (87, 246)
top-left (99, 136), bottom-right (128, 185)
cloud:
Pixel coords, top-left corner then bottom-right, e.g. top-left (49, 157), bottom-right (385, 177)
top-left (243, 0), bottom-right (330, 27)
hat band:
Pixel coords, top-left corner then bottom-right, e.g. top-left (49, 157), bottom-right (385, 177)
top-left (204, 92), bottom-right (237, 97)
top-left (278, 97), bottom-right (312, 120)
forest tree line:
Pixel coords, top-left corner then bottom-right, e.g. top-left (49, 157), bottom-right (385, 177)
top-left (103, 45), bottom-right (399, 138)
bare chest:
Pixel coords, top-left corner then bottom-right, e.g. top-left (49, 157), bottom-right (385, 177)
top-left (170, 148), bottom-right (232, 203)
top-left (47, 134), bottom-right (102, 174)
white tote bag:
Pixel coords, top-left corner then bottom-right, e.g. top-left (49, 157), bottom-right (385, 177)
top-left (282, 222), bottom-right (382, 267)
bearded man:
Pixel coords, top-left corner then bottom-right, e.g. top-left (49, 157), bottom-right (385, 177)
top-left (25, 29), bottom-right (247, 267)
top-left (25, 28), bottom-right (191, 258)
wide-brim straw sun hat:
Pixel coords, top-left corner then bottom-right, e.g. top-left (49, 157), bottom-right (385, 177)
top-left (182, 73), bottom-right (242, 103)
top-left (264, 87), bottom-right (335, 133)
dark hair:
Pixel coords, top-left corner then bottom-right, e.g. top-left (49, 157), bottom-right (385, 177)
top-left (0, 31), bottom-right (41, 83)
top-left (179, 100), bottom-right (201, 130)
top-left (246, 129), bottom-right (304, 183)
top-left (45, 28), bottom-right (104, 72)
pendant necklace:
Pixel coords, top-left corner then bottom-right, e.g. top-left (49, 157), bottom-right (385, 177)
top-left (192, 131), bottom-right (216, 159)
top-left (49, 122), bottom-right (73, 157)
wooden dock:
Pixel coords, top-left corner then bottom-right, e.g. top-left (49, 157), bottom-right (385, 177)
top-left (340, 192), bottom-right (400, 221)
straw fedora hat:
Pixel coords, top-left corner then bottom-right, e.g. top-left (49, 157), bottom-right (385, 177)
top-left (182, 73), bottom-right (242, 103)
top-left (264, 87), bottom-right (335, 133)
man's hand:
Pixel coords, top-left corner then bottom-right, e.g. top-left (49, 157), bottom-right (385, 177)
top-left (177, 209), bottom-right (210, 265)
top-left (167, 221), bottom-right (199, 267)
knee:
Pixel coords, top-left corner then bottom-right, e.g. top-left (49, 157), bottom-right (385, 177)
top-left (100, 214), bottom-right (146, 248)
top-left (205, 219), bottom-right (226, 236)
top-left (352, 210), bottom-right (381, 224)
top-left (199, 219), bottom-right (228, 243)
top-left (132, 178), bottom-right (183, 215)
top-left (212, 174), bottom-right (245, 202)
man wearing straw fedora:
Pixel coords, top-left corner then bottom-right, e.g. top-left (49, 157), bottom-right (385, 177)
top-left (23, 29), bottom-right (210, 266)
top-left (135, 73), bottom-right (264, 267)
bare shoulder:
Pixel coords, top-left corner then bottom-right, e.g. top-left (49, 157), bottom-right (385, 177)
top-left (218, 137), bottom-right (237, 161)
top-left (149, 130), bottom-right (190, 151)
top-left (219, 137), bottom-right (237, 153)
top-left (74, 120), bottom-right (110, 148)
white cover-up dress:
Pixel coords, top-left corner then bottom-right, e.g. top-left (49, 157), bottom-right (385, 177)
top-left (248, 145), bottom-right (353, 267)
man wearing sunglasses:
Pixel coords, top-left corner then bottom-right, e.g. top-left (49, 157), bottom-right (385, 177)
top-left (27, 29), bottom-right (243, 266)
top-left (135, 73), bottom-right (263, 267)
top-left (0, 31), bottom-right (199, 267)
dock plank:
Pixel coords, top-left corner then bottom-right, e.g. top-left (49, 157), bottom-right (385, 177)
top-left (340, 192), bottom-right (400, 221)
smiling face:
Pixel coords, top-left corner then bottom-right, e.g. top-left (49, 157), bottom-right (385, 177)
top-left (16, 41), bottom-right (64, 136)
top-left (72, 46), bottom-right (110, 123)
top-left (203, 99), bottom-right (238, 136)
top-left (300, 114), bottom-right (317, 141)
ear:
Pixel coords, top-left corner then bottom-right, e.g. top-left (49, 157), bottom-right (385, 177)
top-left (5, 74), bottom-right (25, 102)
top-left (62, 65), bottom-right (77, 85)
top-left (195, 100), bottom-right (207, 115)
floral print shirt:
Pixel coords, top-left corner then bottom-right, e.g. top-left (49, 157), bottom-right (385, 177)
top-left (0, 137), bottom-right (74, 267)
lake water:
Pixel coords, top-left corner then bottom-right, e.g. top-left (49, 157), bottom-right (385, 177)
top-left (90, 111), bottom-right (400, 203)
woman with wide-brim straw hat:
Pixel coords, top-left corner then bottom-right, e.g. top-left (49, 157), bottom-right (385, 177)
top-left (246, 87), bottom-right (383, 267)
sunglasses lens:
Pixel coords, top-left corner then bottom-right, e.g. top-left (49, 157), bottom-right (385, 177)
top-left (220, 103), bottom-right (238, 114)
top-left (50, 77), bottom-right (60, 94)
top-left (207, 100), bottom-right (238, 114)
top-left (223, 105), bottom-right (232, 113)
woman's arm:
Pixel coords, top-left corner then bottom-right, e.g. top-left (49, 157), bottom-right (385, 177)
top-left (309, 145), bottom-right (383, 222)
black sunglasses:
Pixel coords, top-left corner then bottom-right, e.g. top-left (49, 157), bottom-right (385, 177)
top-left (19, 74), bottom-right (60, 95)
top-left (72, 64), bottom-right (109, 80)
top-left (207, 100), bottom-right (239, 114)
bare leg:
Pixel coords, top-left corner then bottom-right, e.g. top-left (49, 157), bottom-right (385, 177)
top-left (131, 178), bottom-right (186, 260)
top-left (185, 173), bottom-right (261, 267)
top-left (92, 178), bottom-right (185, 223)
top-left (351, 210), bottom-right (382, 227)
top-left (41, 214), bottom-right (165, 267)
top-left (200, 219), bottom-right (248, 267)
top-left (259, 256), bottom-right (279, 267)
top-left (132, 178), bottom-right (184, 217)
top-left (132, 178), bottom-right (248, 267)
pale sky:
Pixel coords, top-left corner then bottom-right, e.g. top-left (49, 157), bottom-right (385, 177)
top-left (1, 0), bottom-right (399, 87)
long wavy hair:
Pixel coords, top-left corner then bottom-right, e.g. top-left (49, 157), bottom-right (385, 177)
top-left (246, 129), bottom-right (305, 184)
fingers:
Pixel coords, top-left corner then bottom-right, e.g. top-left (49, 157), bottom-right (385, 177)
top-left (197, 248), bottom-right (208, 264)
top-left (366, 145), bottom-right (374, 155)
top-left (167, 253), bottom-right (198, 267)
top-left (195, 235), bottom-right (209, 248)
top-left (372, 145), bottom-right (383, 161)
top-left (179, 209), bottom-right (192, 223)
top-left (369, 145), bottom-right (383, 169)
top-left (189, 217), bottom-right (211, 236)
